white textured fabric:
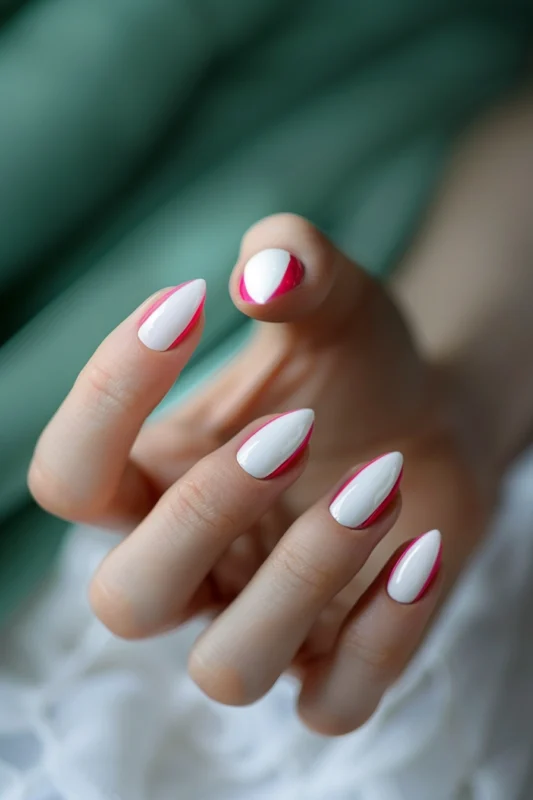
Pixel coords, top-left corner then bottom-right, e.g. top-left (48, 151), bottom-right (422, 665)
top-left (2, 449), bottom-right (533, 800)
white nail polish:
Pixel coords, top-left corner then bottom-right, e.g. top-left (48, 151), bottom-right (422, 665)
top-left (240, 249), bottom-right (304, 304)
top-left (329, 452), bottom-right (403, 529)
top-left (237, 409), bottom-right (314, 479)
top-left (387, 529), bottom-right (442, 604)
top-left (138, 279), bottom-right (206, 351)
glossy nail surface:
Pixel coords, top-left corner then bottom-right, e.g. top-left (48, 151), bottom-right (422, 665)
top-left (329, 452), bottom-right (403, 529)
top-left (387, 529), bottom-right (442, 604)
top-left (240, 249), bottom-right (304, 304)
top-left (138, 279), bottom-right (206, 351)
top-left (237, 409), bottom-right (314, 479)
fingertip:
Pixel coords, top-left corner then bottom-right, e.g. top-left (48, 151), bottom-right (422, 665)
top-left (386, 529), bottom-right (443, 605)
top-left (137, 279), bottom-right (207, 352)
top-left (229, 213), bottom-right (374, 335)
top-left (328, 452), bottom-right (404, 531)
top-left (89, 570), bottom-right (147, 641)
top-left (297, 702), bottom-right (370, 738)
top-left (188, 647), bottom-right (252, 706)
top-left (237, 248), bottom-right (305, 305)
top-left (239, 213), bottom-right (327, 262)
top-left (235, 409), bottom-right (315, 481)
top-left (229, 214), bottom-right (336, 323)
top-left (230, 250), bottom-right (312, 324)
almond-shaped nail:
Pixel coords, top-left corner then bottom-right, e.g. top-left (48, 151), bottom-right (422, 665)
top-left (137, 279), bottom-right (206, 351)
top-left (329, 452), bottom-right (403, 529)
top-left (236, 409), bottom-right (314, 479)
top-left (240, 249), bottom-right (304, 304)
top-left (387, 529), bottom-right (442, 604)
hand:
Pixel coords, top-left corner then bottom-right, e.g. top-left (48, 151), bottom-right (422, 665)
top-left (29, 214), bottom-right (493, 735)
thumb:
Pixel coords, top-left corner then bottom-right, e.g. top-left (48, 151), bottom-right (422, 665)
top-left (181, 214), bottom-right (422, 442)
top-left (230, 214), bottom-right (383, 343)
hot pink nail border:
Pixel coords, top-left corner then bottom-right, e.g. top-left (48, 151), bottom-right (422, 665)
top-left (389, 533), bottom-right (443, 603)
top-left (240, 411), bottom-right (314, 479)
top-left (329, 454), bottom-right (403, 530)
top-left (138, 281), bottom-right (206, 351)
top-left (239, 255), bottom-right (304, 304)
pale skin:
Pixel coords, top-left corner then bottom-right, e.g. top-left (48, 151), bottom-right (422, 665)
top-left (28, 87), bottom-right (533, 736)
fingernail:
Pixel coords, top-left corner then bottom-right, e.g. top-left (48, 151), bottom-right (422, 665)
top-left (329, 452), bottom-right (403, 529)
top-left (138, 279), bottom-right (206, 351)
top-left (387, 529), bottom-right (442, 604)
top-left (240, 249), bottom-right (304, 304)
top-left (237, 409), bottom-right (314, 479)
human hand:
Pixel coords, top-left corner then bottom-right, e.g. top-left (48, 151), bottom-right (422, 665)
top-left (29, 214), bottom-right (493, 735)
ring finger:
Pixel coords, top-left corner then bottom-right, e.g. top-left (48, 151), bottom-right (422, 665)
top-left (189, 451), bottom-right (404, 705)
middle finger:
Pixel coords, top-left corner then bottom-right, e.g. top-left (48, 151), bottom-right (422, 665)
top-left (90, 409), bottom-right (315, 638)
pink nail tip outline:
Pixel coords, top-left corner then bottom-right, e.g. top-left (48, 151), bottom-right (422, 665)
top-left (389, 534), bottom-right (443, 603)
top-left (239, 274), bottom-right (255, 303)
top-left (329, 454), bottom-right (403, 530)
top-left (239, 254), bottom-right (304, 304)
top-left (138, 280), bottom-right (206, 351)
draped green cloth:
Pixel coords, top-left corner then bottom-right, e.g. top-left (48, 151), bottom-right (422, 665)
top-left (1, 0), bottom-right (531, 623)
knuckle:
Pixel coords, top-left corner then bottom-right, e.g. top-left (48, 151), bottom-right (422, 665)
top-left (27, 456), bottom-right (58, 511)
top-left (299, 704), bottom-right (377, 737)
top-left (188, 649), bottom-right (251, 706)
top-left (166, 480), bottom-right (215, 534)
top-left (242, 213), bottom-right (317, 248)
top-left (165, 478), bottom-right (236, 542)
top-left (89, 575), bottom-right (146, 640)
top-left (299, 708), bottom-right (353, 737)
top-left (342, 627), bottom-right (400, 681)
top-left (272, 542), bottom-right (333, 599)
top-left (28, 456), bottom-right (92, 521)
top-left (82, 361), bottom-right (136, 415)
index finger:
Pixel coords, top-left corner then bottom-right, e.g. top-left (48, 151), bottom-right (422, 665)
top-left (28, 280), bottom-right (206, 527)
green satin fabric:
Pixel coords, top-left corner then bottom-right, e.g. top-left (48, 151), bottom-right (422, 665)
top-left (1, 0), bottom-right (531, 623)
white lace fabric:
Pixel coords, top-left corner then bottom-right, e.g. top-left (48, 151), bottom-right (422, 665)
top-left (2, 450), bottom-right (533, 800)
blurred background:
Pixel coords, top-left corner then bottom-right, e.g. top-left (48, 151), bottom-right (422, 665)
top-left (0, 1), bottom-right (533, 798)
